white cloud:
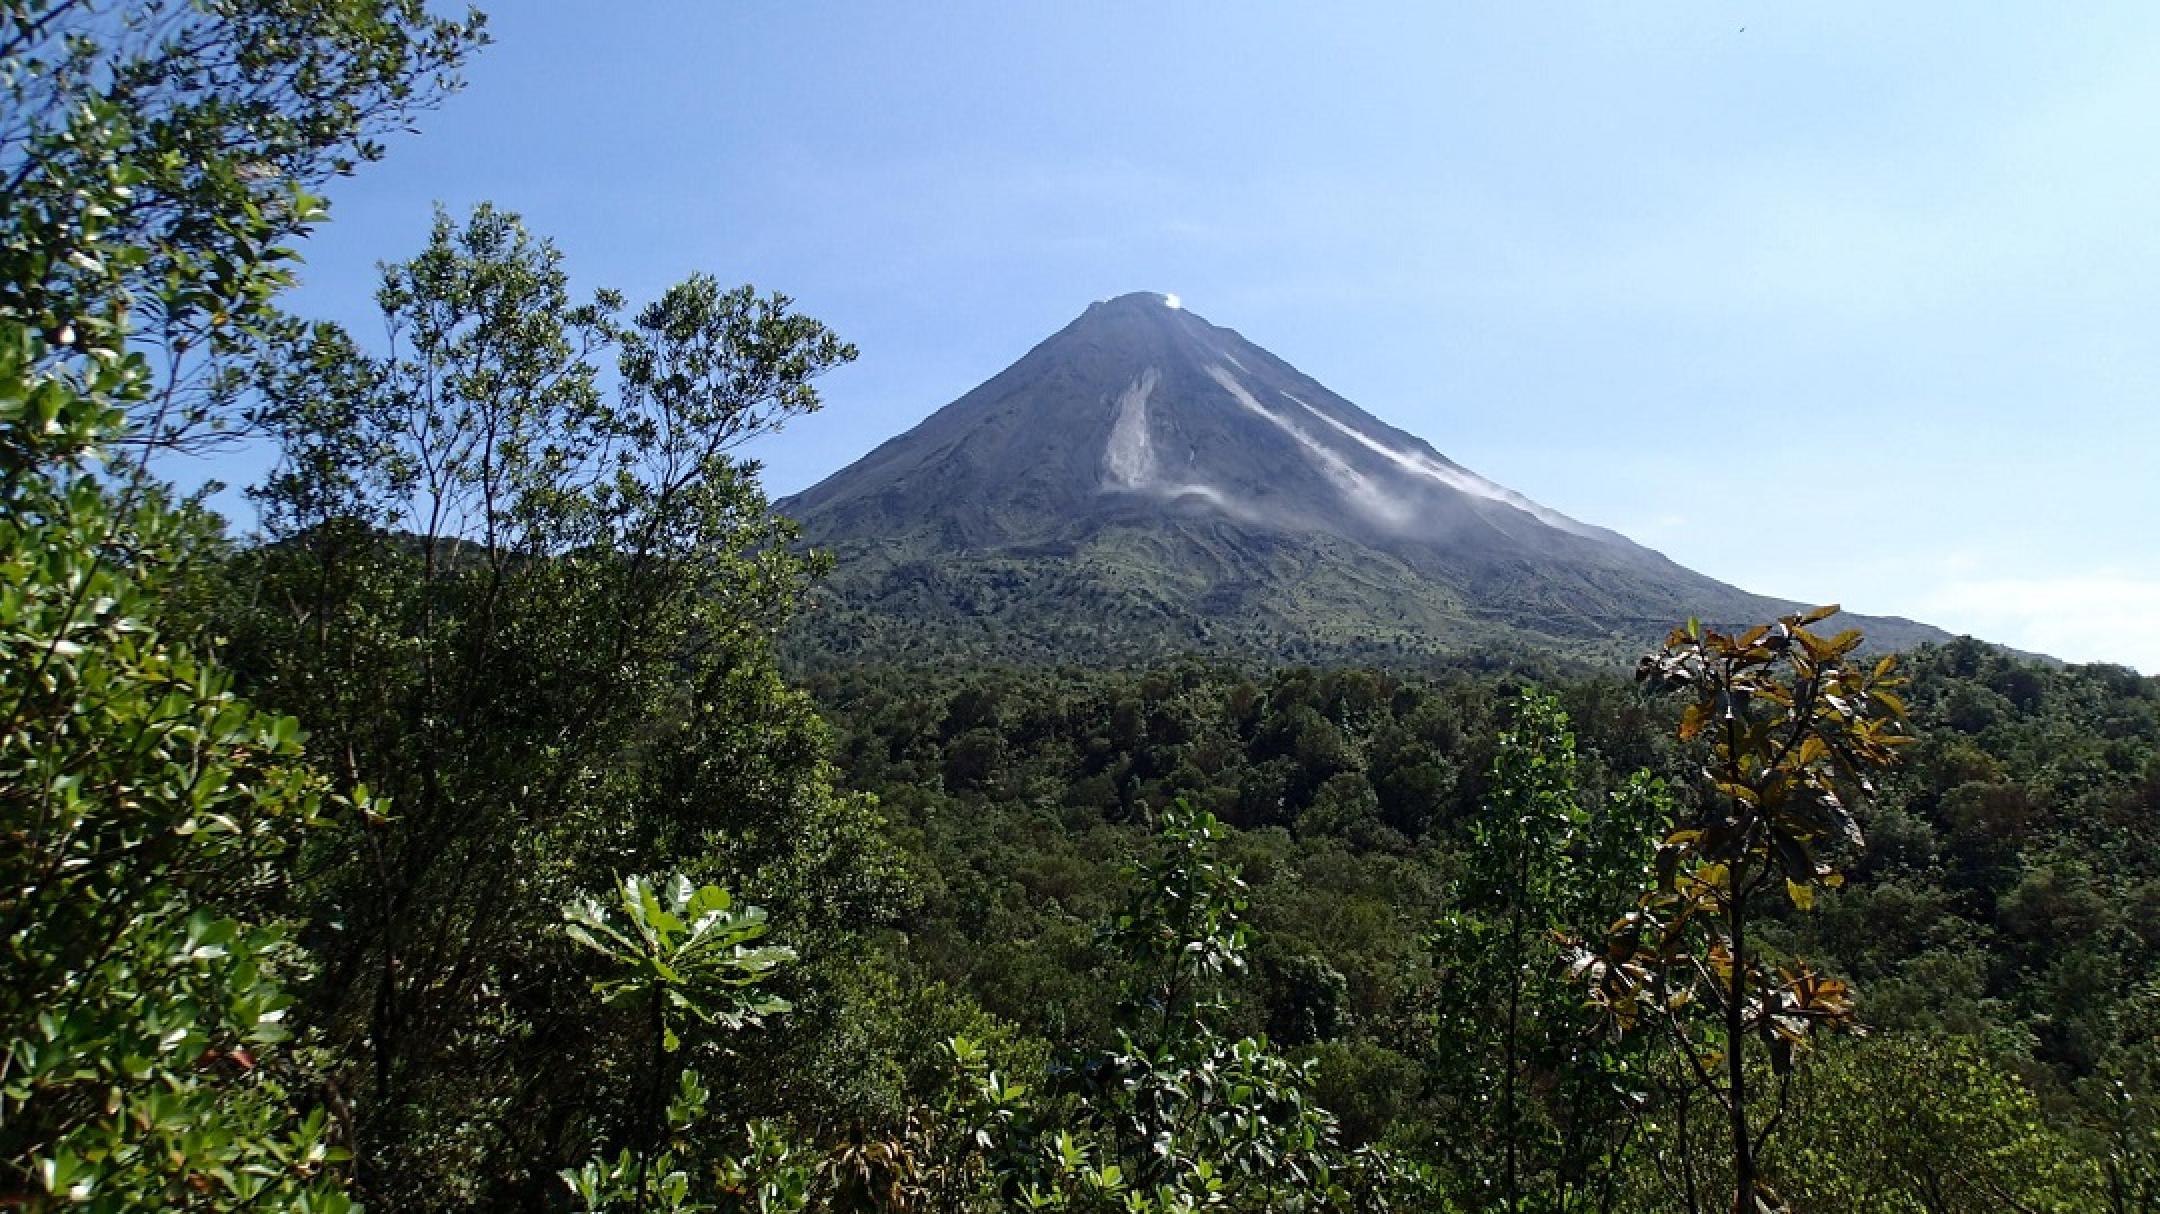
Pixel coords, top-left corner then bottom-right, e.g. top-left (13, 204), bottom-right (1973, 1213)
top-left (1912, 573), bottom-right (2160, 672)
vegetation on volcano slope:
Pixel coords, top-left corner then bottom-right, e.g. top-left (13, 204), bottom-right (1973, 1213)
top-left (784, 520), bottom-right (1951, 674)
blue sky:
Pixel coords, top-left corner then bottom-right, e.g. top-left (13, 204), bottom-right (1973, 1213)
top-left (246, 3), bottom-right (2160, 670)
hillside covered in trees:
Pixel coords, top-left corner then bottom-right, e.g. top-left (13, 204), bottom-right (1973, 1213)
top-left (5, 5), bottom-right (2159, 1214)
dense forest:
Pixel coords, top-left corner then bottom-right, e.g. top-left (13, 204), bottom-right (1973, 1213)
top-left (5, 4), bottom-right (2158, 1213)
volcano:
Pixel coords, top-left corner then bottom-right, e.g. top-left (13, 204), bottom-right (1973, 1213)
top-left (776, 292), bottom-right (1946, 666)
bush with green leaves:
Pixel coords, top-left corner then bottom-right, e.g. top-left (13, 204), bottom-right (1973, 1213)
top-left (1773, 1032), bottom-right (2102, 1212)
top-left (218, 202), bottom-right (908, 1206)
top-left (4, 2), bottom-right (481, 1204)
top-left (2082, 978), bottom-right (2160, 1214)
top-left (1010, 805), bottom-right (1423, 1213)
top-left (2, 0), bottom-right (484, 449)
top-left (0, 323), bottom-right (359, 1208)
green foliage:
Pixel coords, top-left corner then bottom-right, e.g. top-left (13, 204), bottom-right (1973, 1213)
top-left (2, 0), bottom-right (485, 445)
top-left (1, 321), bottom-right (352, 1209)
top-left (790, 805), bottom-right (1424, 1213)
top-left (218, 202), bottom-right (902, 1206)
top-left (1775, 1033), bottom-right (2102, 1212)
top-left (1425, 691), bottom-right (1668, 1212)
top-left (559, 877), bottom-right (811, 1214)
top-left (1026, 804), bottom-right (1420, 1212)
top-left (16, 8), bottom-right (2160, 1211)
top-left (563, 1094), bottom-right (818, 1214)
top-left (805, 646), bottom-right (2160, 1211)
top-left (3, 3), bottom-right (485, 1207)
top-left (2084, 979), bottom-right (2160, 1213)
top-left (565, 876), bottom-right (796, 1050)
top-left (1103, 807), bottom-right (1252, 1042)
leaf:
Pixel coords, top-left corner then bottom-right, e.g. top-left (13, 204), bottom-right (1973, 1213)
top-left (1712, 780), bottom-right (1761, 807)
top-left (1655, 844), bottom-right (1685, 892)
top-left (1678, 701), bottom-right (1707, 741)
top-left (1769, 1034), bottom-right (1795, 1075)
top-left (1771, 832), bottom-right (1817, 885)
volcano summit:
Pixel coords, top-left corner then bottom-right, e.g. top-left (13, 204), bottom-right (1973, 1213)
top-left (777, 292), bottom-right (1945, 665)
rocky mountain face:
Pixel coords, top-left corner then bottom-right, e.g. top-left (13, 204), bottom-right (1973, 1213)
top-left (777, 292), bottom-right (1947, 666)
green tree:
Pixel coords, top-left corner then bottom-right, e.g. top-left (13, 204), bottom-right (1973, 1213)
top-left (1427, 690), bottom-right (1666, 1213)
top-left (2089, 978), bottom-right (2160, 1214)
top-left (222, 203), bottom-right (902, 1207)
top-left (1037, 805), bottom-right (1416, 1213)
top-left (1776, 1033), bottom-right (2101, 1213)
top-left (2, 0), bottom-right (484, 448)
top-left (3, 3), bottom-right (483, 1206)
top-left (0, 312), bottom-right (359, 1214)
top-left (559, 875), bottom-right (802, 1214)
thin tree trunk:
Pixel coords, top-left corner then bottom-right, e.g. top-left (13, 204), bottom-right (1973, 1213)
top-left (1727, 863), bottom-right (1754, 1213)
top-left (1502, 875), bottom-right (1526, 1214)
top-left (639, 985), bottom-right (667, 1213)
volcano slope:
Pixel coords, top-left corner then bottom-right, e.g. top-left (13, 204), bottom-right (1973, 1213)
top-left (776, 292), bottom-right (1947, 668)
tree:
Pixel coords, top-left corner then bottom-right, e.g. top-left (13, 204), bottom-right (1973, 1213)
top-left (0, 310), bottom-right (363, 1214)
top-left (1426, 690), bottom-right (1666, 1213)
top-left (3, 3), bottom-right (483, 1206)
top-left (2, 0), bottom-right (484, 451)
top-left (1037, 805), bottom-right (1416, 1213)
top-left (220, 203), bottom-right (902, 1207)
top-left (1776, 1033), bottom-right (2101, 1213)
top-left (1570, 608), bottom-right (1908, 1212)
top-left (2089, 978), bottom-right (2160, 1214)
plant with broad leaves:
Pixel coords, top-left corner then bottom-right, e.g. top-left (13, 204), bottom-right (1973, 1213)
top-left (560, 1070), bottom-right (816, 1214)
top-left (1100, 806), bottom-right (1251, 1047)
top-left (1567, 606), bottom-right (1908, 1213)
top-left (564, 875), bottom-right (795, 1051)
top-left (918, 1034), bottom-right (1037, 1206)
top-left (560, 875), bottom-right (801, 1213)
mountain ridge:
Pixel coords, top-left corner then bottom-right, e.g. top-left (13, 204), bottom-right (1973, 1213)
top-left (777, 292), bottom-right (1950, 666)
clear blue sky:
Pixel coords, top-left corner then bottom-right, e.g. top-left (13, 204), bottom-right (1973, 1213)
top-left (244, 3), bottom-right (2160, 670)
